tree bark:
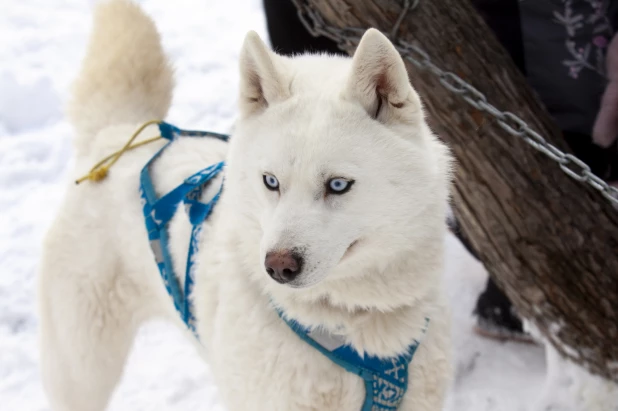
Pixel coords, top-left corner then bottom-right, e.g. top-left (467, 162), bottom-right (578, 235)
top-left (294, 0), bottom-right (618, 382)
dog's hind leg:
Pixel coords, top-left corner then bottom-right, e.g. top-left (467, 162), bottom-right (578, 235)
top-left (38, 259), bottom-right (151, 411)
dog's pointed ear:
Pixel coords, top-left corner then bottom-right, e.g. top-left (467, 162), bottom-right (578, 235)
top-left (344, 29), bottom-right (422, 124)
top-left (239, 31), bottom-right (290, 116)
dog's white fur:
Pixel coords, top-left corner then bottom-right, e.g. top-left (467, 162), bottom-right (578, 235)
top-left (38, 1), bottom-right (454, 410)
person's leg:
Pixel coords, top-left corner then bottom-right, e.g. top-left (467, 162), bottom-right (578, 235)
top-left (473, 0), bottom-right (526, 74)
top-left (262, 0), bottom-right (344, 56)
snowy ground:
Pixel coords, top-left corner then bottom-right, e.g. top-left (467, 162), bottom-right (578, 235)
top-left (0, 0), bottom-right (551, 409)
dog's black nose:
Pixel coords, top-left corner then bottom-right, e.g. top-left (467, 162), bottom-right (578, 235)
top-left (265, 250), bottom-right (303, 284)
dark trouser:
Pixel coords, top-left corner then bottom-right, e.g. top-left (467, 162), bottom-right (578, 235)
top-left (263, 0), bottom-right (344, 56)
top-left (262, 0), bottom-right (618, 329)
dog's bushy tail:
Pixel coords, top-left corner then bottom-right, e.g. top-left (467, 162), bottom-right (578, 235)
top-left (68, 0), bottom-right (173, 154)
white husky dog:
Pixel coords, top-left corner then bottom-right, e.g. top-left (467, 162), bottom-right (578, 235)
top-left (38, 1), bottom-right (453, 410)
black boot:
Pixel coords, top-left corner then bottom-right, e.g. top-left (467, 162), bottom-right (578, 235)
top-left (472, 277), bottom-right (533, 342)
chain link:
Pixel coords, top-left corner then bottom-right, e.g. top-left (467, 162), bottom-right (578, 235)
top-left (291, 0), bottom-right (618, 206)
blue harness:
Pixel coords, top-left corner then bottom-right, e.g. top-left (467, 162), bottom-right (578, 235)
top-left (139, 122), bottom-right (428, 411)
top-left (275, 308), bottom-right (429, 411)
top-left (139, 122), bottom-right (228, 333)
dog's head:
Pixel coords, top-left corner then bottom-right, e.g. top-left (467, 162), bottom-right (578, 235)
top-left (224, 29), bottom-right (452, 290)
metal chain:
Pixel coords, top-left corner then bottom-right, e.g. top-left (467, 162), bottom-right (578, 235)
top-left (292, 0), bottom-right (618, 206)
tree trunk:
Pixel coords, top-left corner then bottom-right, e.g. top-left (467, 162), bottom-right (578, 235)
top-left (293, 0), bottom-right (618, 382)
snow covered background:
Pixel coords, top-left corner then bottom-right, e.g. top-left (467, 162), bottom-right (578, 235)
top-left (0, 0), bottom-right (552, 409)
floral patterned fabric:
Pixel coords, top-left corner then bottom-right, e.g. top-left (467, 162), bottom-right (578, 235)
top-left (551, 0), bottom-right (614, 79)
top-left (518, 0), bottom-right (618, 135)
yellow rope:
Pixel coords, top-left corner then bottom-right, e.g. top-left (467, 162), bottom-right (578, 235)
top-left (75, 120), bottom-right (163, 185)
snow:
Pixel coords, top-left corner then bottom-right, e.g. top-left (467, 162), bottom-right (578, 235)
top-left (535, 343), bottom-right (618, 411)
top-left (2, 0), bottom-right (611, 410)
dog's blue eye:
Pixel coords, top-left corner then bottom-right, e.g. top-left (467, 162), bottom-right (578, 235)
top-left (327, 178), bottom-right (353, 194)
top-left (263, 174), bottom-right (279, 191)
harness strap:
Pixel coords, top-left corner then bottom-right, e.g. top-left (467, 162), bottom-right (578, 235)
top-left (275, 307), bottom-right (429, 411)
top-left (140, 121), bottom-right (228, 335)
